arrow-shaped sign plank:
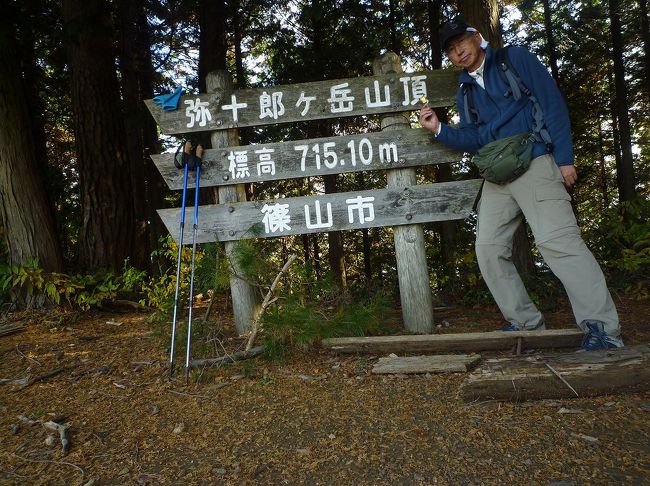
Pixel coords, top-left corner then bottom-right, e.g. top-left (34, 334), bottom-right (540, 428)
top-left (145, 69), bottom-right (459, 135)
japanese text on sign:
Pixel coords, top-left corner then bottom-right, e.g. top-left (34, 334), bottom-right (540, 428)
top-left (223, 137), bottom-right (399, 181)
top-left (261, 196), bottom-right (376, 235)
top-left (186, 75), bottom-right (428, 128)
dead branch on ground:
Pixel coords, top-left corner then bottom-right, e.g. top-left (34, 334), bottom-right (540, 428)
top-left (245, 254), bottom-right (297, 350)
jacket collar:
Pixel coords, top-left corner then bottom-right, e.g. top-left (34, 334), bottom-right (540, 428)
top-left (459, 45), bottom-right (494, 85)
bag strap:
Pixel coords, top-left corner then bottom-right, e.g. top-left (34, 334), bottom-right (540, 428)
top-left (495, 47), bottom-right (553, 152)
top-left (460, 83), bottom-right (480, 124)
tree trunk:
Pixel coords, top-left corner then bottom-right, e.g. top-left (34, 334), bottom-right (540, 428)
top-left (117, 0), bottom-right (165, 271)
top-left (323, 174), bottom-right (347, 288)
top-left (457, 0), bottom-right (502, 49)
top-left (0, 11), bottom-right (63, 271)
top-left (198, 0), bottom-right (228, 205)
top-left (608, 0), bottom-right (637, 202)
top-left (231, 0), bottom-right (251, 148)
top-left (541, 0), bottom-right (561, 86)
top-left (199, 0), bottom-right (228, 94)
top-left (63, 0), bottom-right (136, 271)
top-left (389, 0), bottom-right (400, 54)
top-left (597, 119), bottom-right (610, 210)
top-left (427, 1), bottom-right (459, 291)
top-left (640, 0), bottom-right (650, 101)
top-left (356, 172), bottom-right (372, 281)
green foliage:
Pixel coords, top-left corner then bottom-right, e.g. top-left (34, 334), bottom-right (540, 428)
top-left (120, 258), bottom-right (148, 292)
top-left (139, 235), bottom-right (205, 313)
top-left (585, 199), bottom-right (650, 299)
top-left (0, 257), bottom-right (120, 310)
top-left (261, 280), bottom-right (393, 362)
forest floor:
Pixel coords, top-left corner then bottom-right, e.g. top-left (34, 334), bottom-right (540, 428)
top-left (1, 294), bottom-right (649, 486)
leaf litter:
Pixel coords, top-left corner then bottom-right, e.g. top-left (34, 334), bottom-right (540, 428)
top-left (0, 297), bottom-right (648, 485)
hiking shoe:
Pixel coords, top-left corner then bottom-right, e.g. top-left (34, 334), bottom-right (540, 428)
top-left (501, 320), bottom-right (546, 332)
top-left (579, 320), bottom-right (624, 351)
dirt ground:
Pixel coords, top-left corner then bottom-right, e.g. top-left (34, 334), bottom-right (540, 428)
top-left (1, 294), bottom-right (649, 486)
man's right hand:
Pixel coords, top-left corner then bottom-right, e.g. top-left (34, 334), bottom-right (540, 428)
top-left (419, 105), bottom-right (441, 134)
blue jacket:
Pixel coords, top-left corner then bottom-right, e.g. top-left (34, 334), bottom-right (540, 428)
top-left (437, 45), bottom-right (574, 166)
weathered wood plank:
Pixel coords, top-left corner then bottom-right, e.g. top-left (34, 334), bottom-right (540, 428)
top-left (145, 69), bottom-right (459, 135)
top-left (459, 344), bottom-right (650, 402)
top-left (157, 179), bottom-right (482, 243)
top-left (321, 329), bottom-right (584, 354)
top-left (372, 354), bottom-right (481, 374)
top-left (151, 128), bottom-right (461, 189)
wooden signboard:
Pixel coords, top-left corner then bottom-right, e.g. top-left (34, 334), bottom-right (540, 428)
top-left (144, 69), bottom-right (458, 135)
top-left (157, 179), bottom-right (482, 243)
top-left (151, 128), bottom-right (461, 189)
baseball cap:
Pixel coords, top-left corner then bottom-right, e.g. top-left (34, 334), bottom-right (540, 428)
top-left (439, 18), bottom-right (478, 52)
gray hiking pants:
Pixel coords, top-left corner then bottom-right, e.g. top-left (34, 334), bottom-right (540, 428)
top-left (475, 154), bottom-right (620, 337)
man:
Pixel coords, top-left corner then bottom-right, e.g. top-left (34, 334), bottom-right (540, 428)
top-left (419, 18), bottom-right (623, 350)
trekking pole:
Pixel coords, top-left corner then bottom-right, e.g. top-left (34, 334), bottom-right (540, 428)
top-left (169, 141), bottom-right (192, 379)
top-left (184, 144), bottom-right (203, 384)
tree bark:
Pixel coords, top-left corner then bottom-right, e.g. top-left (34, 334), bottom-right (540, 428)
top-left (63, 0), bottom-right (136, 271)
top-left (199, 0), bottom-right (228, 94)
top-left (198, 0), bottom-right (228, 205)
top-left (117, 0), bottom-right (166, 270)
top-left (457, 0), bottom-right (502, 49)
top-left (323, 174), bottom-right (347, 288)
top-left (0, 9), bottom-right (63, 271)
top-left (427, 1), bottom-right (459, 290)
top-left (541, 0), bottom-right (561, 86)
top-left (640, 0), bottom-right (650, 101)
top-left (356, 172), bottom-right (372, 281)
top-left (608, 0), bottom-right (637, 202)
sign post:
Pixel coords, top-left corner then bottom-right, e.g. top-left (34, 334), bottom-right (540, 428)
top-left (206, 70), bottom-right (260, 334)
top-left (374, 52), bottom-right (434, 334)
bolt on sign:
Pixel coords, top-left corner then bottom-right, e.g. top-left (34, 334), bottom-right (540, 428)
top-left (146, 68), bottom-right (481, 244)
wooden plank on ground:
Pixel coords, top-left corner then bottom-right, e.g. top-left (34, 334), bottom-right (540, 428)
top-left (145, 69), bottom-right (458, 134)
top-left (157, 179), bottom-right (482, 243)
top-left (151, 128), bottom-right (461, 189)
top-left (321, 329), bottom-right (584, 354)
top-left (459, 344), bottom-right (650, 402)
top-left (372, 354), bottom-right (481, 374)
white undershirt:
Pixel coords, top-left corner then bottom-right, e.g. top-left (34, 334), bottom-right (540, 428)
top-left (468, 54), bottom-right (487, 89)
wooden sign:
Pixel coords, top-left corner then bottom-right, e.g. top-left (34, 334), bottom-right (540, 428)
top-left (157, 179), bottom-right (482, 243)
top-left (145, 69), bottom-right (459, 135)
top-left (151, 128), bottom-right (461, 189)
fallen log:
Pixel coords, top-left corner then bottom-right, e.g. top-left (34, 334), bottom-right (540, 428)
top-left (459, 344), bottom-right (650, 402)
top-left (372, 354), bottom-right (481, 374)
top-left (322, 329), bottom-right (583, 354)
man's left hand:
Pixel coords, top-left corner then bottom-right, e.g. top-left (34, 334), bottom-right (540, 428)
top-left (559, 164), bottom-right (577, 190)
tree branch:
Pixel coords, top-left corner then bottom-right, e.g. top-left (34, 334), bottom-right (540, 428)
top-left (245, 254), bottom-right (297, 351)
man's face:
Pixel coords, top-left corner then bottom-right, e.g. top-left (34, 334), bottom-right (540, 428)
top-left (445, 31), bottom-right (484, 72)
